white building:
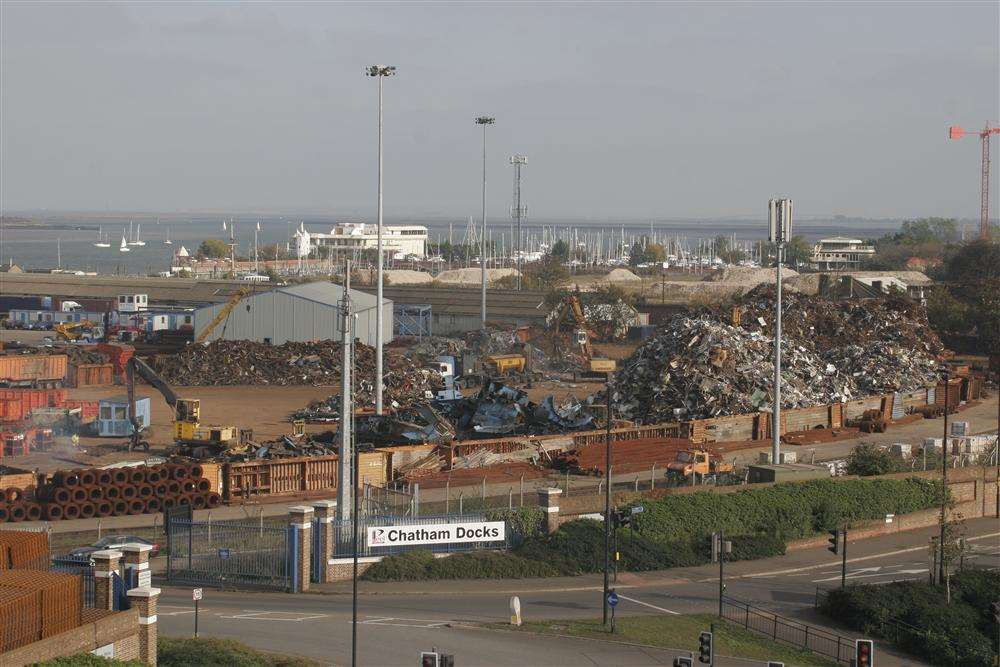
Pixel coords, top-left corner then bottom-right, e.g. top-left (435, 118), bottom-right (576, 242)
top-left (294, 222), bottom-right (428, 259)
top-left (810, 237), bottom-right (876, 270)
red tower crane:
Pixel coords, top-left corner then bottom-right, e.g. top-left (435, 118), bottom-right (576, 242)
top-left (949, 123), bottom-right (1000, 240)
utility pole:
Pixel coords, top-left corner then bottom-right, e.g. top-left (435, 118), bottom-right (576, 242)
top-left (337, 261), bottom-right (353, 522)
top-left (510, 155), bottom-right (527, 290)
top-left (939, 371), bottom-right (950, 584)
top-left (366, 64), bottom-right (395, 415)
top-left (476, 117), bottom-right (495, 328)
top-left (768, 199), bottom-right (793, 464)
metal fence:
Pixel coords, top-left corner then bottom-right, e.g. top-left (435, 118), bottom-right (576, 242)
top-left (49, 554), bottom-right (98, 609)
top-left (167, 517), bottom-right (293, 591)
top-left (328, 512), bottom-right (511, 559)
top-left (721, 595), bottom-right (855, 665)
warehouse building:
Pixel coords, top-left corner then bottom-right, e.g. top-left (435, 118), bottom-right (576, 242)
top-left (192, 282), bottom-right (392, 346)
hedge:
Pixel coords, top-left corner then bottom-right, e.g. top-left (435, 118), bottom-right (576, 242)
top-left (632, 477), bottom-right (943, 542)
top-left (819, 570), bottom-right (999, 666)
top-left (363, 548), bottom-right (560, 581)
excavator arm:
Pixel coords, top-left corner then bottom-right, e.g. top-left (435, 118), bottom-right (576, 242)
top-left (194, 288), bottom-right (249, 344)
top-left (125, 356), bottom-right (178, 451)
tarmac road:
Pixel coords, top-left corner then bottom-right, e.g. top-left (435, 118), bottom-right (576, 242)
top-left (155, 516), bottom-right (999, 667)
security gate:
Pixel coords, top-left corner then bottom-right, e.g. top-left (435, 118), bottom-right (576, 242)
top-left (167, 518), bottom-right (293, 591)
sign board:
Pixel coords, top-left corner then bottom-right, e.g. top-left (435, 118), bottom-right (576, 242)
top-left (192, 588), bottom-right (203, 601)
top-left (607, 591), bottom-right (619, 607)
top-left (92, 644), bottom-right (115, 658)
top-left (631, 506), bottom-right (644, 514)
top-left (367, 521), bottom-right (505, 548)
top-left (218, 548), bottom-right (231, 560)
top-left (589, 358), bottom-right (617, 373)
top-left (136, 569), bottom-right (151, 588)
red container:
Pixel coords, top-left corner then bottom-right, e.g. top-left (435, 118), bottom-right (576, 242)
top-left (67, 364), bottom-right (114, 388)
top-left (0, 356), bottom-right (68, 387)
top-left (97, 343), bottom-right (134, 377)
top-left (0, 399), bottom-right (25, 424)
top-left (0, 389), bottom-right (68, 423)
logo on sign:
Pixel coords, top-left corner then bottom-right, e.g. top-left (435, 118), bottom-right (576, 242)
top-left (370, 528), bottom-right (388, 546)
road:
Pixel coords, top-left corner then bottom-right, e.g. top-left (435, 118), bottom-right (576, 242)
top-left (155, 516), bottom-right (999, 667)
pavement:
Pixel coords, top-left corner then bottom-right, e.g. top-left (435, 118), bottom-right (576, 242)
top-left (154, 516), bottom-right (1000, 667)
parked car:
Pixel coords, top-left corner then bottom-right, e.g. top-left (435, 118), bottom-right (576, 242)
top-left (67, 535), bottom-right (161, 559)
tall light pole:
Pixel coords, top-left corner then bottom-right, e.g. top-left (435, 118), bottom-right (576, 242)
top-left (767, 198), bottom-right (792, 465)
top-left (509, 155), bottom-right (527, 290)
top-left (476, 117), bottom-right (495, 328)
top-left (365, 65), bottom-right (395, 415)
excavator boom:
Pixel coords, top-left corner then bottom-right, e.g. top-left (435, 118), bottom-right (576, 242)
top-left (194, 288), bottom-right (249, 344)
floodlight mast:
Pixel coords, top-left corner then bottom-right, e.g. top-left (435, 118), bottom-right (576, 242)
top-left (365, 65), bottom-right (395, 415)
top-left (768, 198), bottom-right (793, 465)
top-left (476, 117), bottom-right (495, 328)
top-left (509, 155), bottom-right (528, 289)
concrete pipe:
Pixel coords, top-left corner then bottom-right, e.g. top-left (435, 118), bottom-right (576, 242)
top-left (43, 504), bottom-right (63, 521)
top-left (144, 468), bottom-right (162, 484)
top-left (154, 483), bottom-right (168, 497)
top-left (112, 500), bottom-right (128, 516)
top-left (120, 485), bottom-right (137, 500)
top-left (54, 471), bottom-right (81, 487)
top-left (0, 504), bottom-right (8, 522)
top-left (176, 494), bottom-right (193, 506)
top-left (127, 468), bottom-right (144, 485)
top-left (169, 464), bottom-right (190, 481)
top-left (191, 494), bottom-right (207, 510)
top-left (111, 469), bottom-right (129, 485)
top-left (52, 488), bottom-right (71, 504)
top-left (79, 470), bottom-right (97, 487)
top-left (162, 497), bottom-right (177, 510)
top-left (96, 470), bottom-right (113, 487)
top-left (96, 501), bottom-right (113, 517)
top-left (61, 503), bottom-right (80, 520)
top-left (7, 504), bottom-right (26, 522)
top-left (70, 488), bottom-right (87, 504)
top-left (205, 492), bottom-right (222, 509)
top-left (78, 503), bottom-right (96, 520)
top-left (85, 486), bottom-right (103, 502)
top-left (196, 479), bottom-right (211, 493)
top-left (137, 484), bottom-right (153, 499)
top-left (188, 464), bottom-right (204, 480)
top-left (4, 487), bottom-right (24, 503)
top-left (126, 499), bottom-right (145, 515)
top-left (105, 486), bottom-right (121, 501)
top-left (145, 498), bottom-right (162, 513)
top-left (24, 504), bottom-right (42, 521)
top-left (182, 481), bottom-right (197, 494)
top-left (166, 481), bottom-right (181, 496)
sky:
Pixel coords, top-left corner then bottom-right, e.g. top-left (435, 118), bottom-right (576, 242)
top-left (1, 2), bottom-right (998, 221)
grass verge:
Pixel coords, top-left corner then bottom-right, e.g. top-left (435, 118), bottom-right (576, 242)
top-left (493, 613), bottom-right (837, 667)
top-left (38, 637), bottom-right (321, 667)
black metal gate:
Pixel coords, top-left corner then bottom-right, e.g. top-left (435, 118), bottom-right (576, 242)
top-left (167, 517), bottom-right (293, 591)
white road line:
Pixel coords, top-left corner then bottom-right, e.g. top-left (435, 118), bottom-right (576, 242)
top-left (812, 568), bottom-right (927, 583)
top-left (741, 531), bottom-right (1000, 579)
top-left (618, 594), bottom-right (680, 615)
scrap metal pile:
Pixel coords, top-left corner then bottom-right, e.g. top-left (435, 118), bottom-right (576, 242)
top-left (612, 291), bottom-right (943, 423)
top-left (439, 380), bottom-right (594, 437)
top-left (150, 340), bottom-right (433, 405)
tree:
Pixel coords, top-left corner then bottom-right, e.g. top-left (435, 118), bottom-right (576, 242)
top-left (926, 287), bottom-right (972, 332)
top-left (549, 239), bottom-right (570, 262)
top-left (713, 235), bottom-right (745, 264)
top-left (785, 235), bottom-right (812, 266)
top-left (197, 239), bottom-right (230, 259)
top-left (942, 240), bottom-right (1000, 353)
top-left (523, 254), bottom-right (569, 289)
top-left (846, 443), bottom-right (898, 476)
top-left (258, 244), bottom-right (285, 261)
top-left (897, 218), bottom-right (958, 245)
top-left (628, 237), bottom-right (665, 266)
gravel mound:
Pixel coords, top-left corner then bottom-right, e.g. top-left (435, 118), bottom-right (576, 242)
top-left (385, 269), bottom-right (433, 285)
top-left (703, 266), bottom-right (799, 286)
top-left (603, 268), bottom-right (642, 282)
top-left (434, 267), bottom-right (520, 285)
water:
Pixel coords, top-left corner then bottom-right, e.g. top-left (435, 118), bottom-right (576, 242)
top-left (0, 213), bottom-right (902, 275)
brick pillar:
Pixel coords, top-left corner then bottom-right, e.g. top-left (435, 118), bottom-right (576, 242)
top-left (290, 506), bottom-right (314, 592)
top-left (537, 487), bottom-right (562, 534)
top-left (126, 587), bottom-right (160, 666)
top-left (91, 549), bottom-right (122, 611)
top-left (312, 500), bottom-right (337, 583)
top-left (122, 543), bottom-right (153, 589)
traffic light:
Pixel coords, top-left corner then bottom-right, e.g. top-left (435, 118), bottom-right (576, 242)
top-left (615, 509), bottom-right (632, 528)
top-left (855, 639), bottom-right (874, 667)
top-left (827, 529), bottom-right (842, 555)
top-left (698, 631), bottom-right (713, 664)
top-left (421, 652), bottom-right (439, 667)
top-left (673, 658), bottom-right (693, 667)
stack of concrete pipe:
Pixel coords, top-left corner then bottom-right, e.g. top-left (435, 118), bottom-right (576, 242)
top-left (0, 464), bottom-right (221, 523)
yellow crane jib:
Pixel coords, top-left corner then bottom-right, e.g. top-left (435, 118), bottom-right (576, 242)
top-left (195, 288), bottom-right (250, 344)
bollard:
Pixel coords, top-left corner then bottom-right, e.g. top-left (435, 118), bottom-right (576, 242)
top-left (651, 463), bottom-right (656, 490)
top-left (97, 519), bottom-right (103, 540)
top-left (445, 481), bottom-right (450, 514)
top-left (598, 479), bottom-right (604, 496)
top-left (509, 596), bottom-right (522, 626)
top-left (508, 488), bottom-right (513, 510)
top-left (459, 492), bottom-right (464, 515)
top-left (519, 475), bottom-right (524, 507)
top-left (482, 477), bottom-right (487, 506)
top-left (634, 476), bottom-right (639, 492)
top-left (207, 512), bottom-right (212, 544)
top-left (565, 470), bottom-right (570, 495)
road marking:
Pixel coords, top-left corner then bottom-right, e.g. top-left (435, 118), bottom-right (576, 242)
top-left (157, 605), bottom-right (195, 616)
top-left (218, 610), bottom-right (328, 622)
top-left (812, 568), bottom-right (926, 583)
top-left (618, 594), bottom-right (680, 615)
top-left (358, 617), bottom-right (450, 628)
top-left (739, 531), bottom-right (1000, 579)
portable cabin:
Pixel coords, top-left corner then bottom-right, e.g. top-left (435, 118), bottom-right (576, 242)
top-left (97, 395), bottom-right (150, 437)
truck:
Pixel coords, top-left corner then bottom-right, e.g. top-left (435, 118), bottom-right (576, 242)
top-left (665, 449), bottom-right (737, 484)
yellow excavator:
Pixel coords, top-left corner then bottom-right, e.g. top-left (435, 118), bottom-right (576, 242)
top-left (55, 321), bottom-right (104, 342)
top-left (194, 288), bottom-right (249, 344)
top-left (126, 356), bottom-right (247, 457)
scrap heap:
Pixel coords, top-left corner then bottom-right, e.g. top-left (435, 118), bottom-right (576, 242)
top-left (150, 340), bottom-right (433, 406)
top-left (611, 290), bottom-right (943, 423)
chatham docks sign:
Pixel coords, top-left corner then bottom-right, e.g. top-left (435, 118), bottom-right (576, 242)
top-left (366, 521), bottom-right (506, 548)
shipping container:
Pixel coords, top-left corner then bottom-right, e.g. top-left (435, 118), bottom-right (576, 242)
top-left (67, 363), bottom-right (114, 388)
top-left (0, 355), bottom-right (68, 388)
top-left (0, 398), bottom-right (26, 423)
top-left (0, 389), bottom-right (67, 412)
top-left (63, 399), bottom-right (100, 423)
top-left (222, 452), bottom-right (388, 500)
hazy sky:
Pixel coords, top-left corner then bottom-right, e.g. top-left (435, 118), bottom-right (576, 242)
top-left (2, 2), bottom-right (997, 221)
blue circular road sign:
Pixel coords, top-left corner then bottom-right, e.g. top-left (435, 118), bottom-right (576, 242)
top-left (607, 591), bottom-right (619, 607)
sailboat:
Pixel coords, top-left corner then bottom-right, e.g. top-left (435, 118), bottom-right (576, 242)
top-left (93, 227), bottom-right (111, 248)
top-left (119, 231), bottom-right (131, 252)
top-left (163, 227), bottom-right (173, 245)
top-left (128, 222), bottom-right (146, 247)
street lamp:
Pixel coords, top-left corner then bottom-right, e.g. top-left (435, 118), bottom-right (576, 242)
top-left (767, 198), bottom-right (793, 465)
top-left (476, 116), bottom-right (495, 328)
top-left (365, 64), bottom-right (395, 415)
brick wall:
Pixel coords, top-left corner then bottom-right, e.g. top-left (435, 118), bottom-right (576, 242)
top-left (0, 609), bottom-right (139, 666)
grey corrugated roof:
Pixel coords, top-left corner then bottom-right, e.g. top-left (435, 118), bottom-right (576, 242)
top-left (277, 282), bottom-right (382, 310)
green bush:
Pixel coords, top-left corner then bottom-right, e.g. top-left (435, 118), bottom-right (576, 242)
top-left (362, 548), bottom-right (560, 581)
top-left (819, 571), bottom-right (1000, 666)
top-left (362, 549), bottom-right (436, 581)
top-left (38, 657), bottom-right (144, 667)
top-left (486, 506), bottom-right (545, 540)
top-left (158, 637), bottom-right (319, 666)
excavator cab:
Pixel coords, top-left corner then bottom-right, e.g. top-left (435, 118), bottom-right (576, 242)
top-left (174, 399), bottom-right (201, 424)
